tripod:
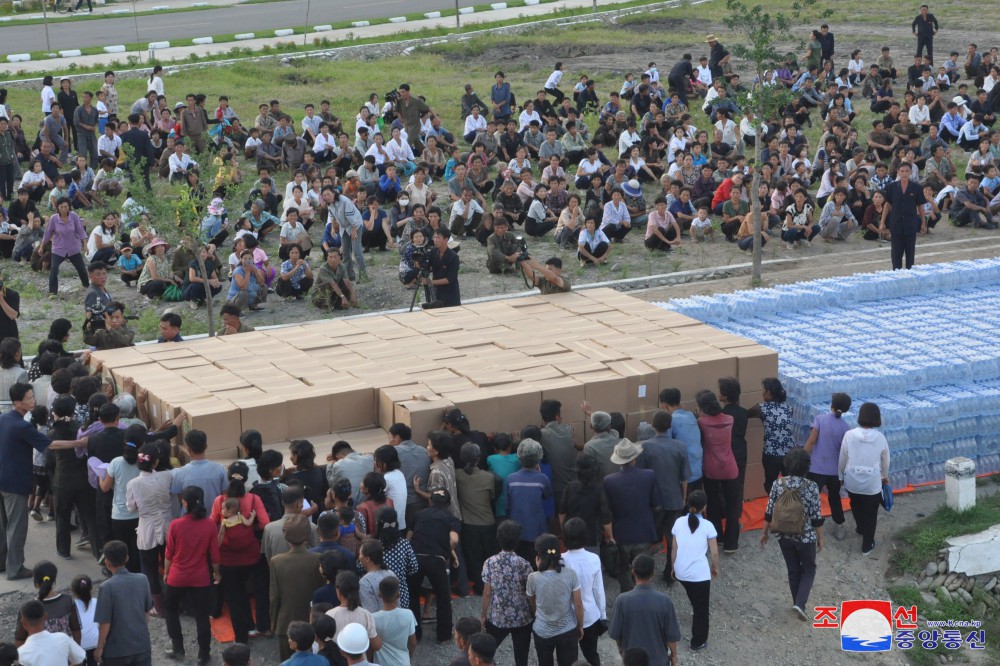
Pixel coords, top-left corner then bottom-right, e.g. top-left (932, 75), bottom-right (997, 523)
top-left (409, 267), bottom-right (433, 312)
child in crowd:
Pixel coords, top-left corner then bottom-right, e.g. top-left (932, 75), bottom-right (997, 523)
top-left (372, 576), bottom-right (416, 666)
top-left (690, 206), bottom-right (715, 242)
top-left (218, 497), bottom-right (256, 544)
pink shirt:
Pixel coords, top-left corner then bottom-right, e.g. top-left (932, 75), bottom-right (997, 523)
top-left (646, 209), bottom-right (678, 239)
top-left (698, 413), bottom-right (738, 480)
top-left (42, 212), bottom-right (88, 257)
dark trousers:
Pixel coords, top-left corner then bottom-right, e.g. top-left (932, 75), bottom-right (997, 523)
top-left (656, 508), bottom-right (681, 580)
top-left (916, 35), bottom-right (933, 63)
top-left (604, 224), bottom-right (631, 242)
top-left (781, 225), bottom-right (820, 243)
top-left (703, 477), bottom-right (742, 551)
top-left (138, 545), bottom-right (164, 595)
top-left (889, 226), bottom-right (917, 270)
top-left (616, 543), bottom-right (650, 592)
top-left (807, 473), bottom-right (844, 525)
top-left (111, 518), bottom-right (141, 573)
top-left (544, 87), bottom-right (565, 105)
top-left (0, 163), bottom-right (14, 200)
top-left (95, 489), bottom-right (113, 553)
top-left (101, 651), bottom-right (152, 666)
top-left (275, 276), bottom-right (314, 298)
top-left (486, 621), bottom-right (532, 666)
top-left (181, 282), bottom-right (222, 303)
top-left (762, 454), bottom-right (784, 495)
top-left (252, 555), bottom-right (271, 632)
top-left (533, 628), bottom-right (579, 666)
top-left (578, 621), bottom-right (603, 666)
top-left (408, 554), bottom-right (452, 642)
top-left (679, 579), bottom-right (711, 648)
top-left (163, 584), bottom-right (213, 657)
top-left (848, 491), bottom-right (882, 552)
top-left (139, 279), bottom-right (169, 299)
top-left (219, 564), bottom-right (255, 644)
top-left (461, 523), bottom-right (496, 595)
top-left (578, 241), bottom-right (610, 264)
top-left (515, 540), bottom-right (536, 569)
top-left (778, 538), bottom-right (817, 609)
top-left (524, 218), bottom-right (556, 237)
top-left (644, 228), bottom-right (677, 251)
top-left (49, 252), bottom-right (89, 294)
top-left (54, 483), bottom-right (98, 560)
top-left (668, 75), bottom-right (689, 106)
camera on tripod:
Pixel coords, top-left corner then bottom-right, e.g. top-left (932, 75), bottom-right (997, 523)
top-left (411, 244), bottom-right (433, 268)
top-left (84, 302), bottom-right (138, 334)
top-left (514, 236), bottom-right (530, 262)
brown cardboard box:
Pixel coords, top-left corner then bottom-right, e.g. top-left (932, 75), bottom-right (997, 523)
top-left (576, 371), bottom-right (628, 415)
top-left (568, 421), bottom-right (585, 449)
top-left (177, 397), bottom-right (242, 454)
top-left (516, 365), bottom-right (564, 382)
top-left (606, 359), bottom-right (658, 412)
top-left (285, 387), bottom-right (336, 439)
top-left (734, 346), bottom-right (780, 387)
top-left (442, 389), bottom-right (500, 433)
top-left (645, 357), bottom-right (701, 401)
top-left (740, 391), bottom-right (764, 410)
top-left (537, 378), bottom-right (586, 419)
top-left (338, 427), bottom-right (391, 455)
top-left (239, 393), bottom-right (289, 445)
top-left (378, 384), bottom-right (434, 430)
top-left (625, 410), bottom-right (657, 440)
top-left (326, 381), bottom-right (377, 432)
top-left (681, 350), bottom-right (739, 387)
top-left (395, 398), bottom-right (454, 441)
top-left (743, 462), bottom-right (765, 501)
top-left (491, 383), bottom-right (541, 434)
top-left (746, 423), bottom-right (764, 463)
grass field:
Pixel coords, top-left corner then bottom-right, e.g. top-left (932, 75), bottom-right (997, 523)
top-left (0, 0), bottom-right (990, 346)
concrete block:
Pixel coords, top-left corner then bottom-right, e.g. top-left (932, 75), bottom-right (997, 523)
top-left (6, 54), bottom-right (30, 63)
top-left (103, 45), bottom-right (127, 53)
top-left (388, 16), bottom-right (407, 22)
top-left (59, 49), bottom-right (82, 58)
top-left (459, 6), bottom-right (475, 13)
top-left (947, 524), bottom-right (1000, 576)
top-left (945, 456), bottom-right (977, 512)
top-left (147, 40), bottom-right (170, 49)
top-left (0, 18), bottom-right (12, 23)
top-left (423, 10), bottom-right (441, 18)
top-left (110, 8), bottom-right (131, 13)
top-left (191, 37), bottom-right (213, 45)
top-left (524, 0), bottom-right (539, 4)
top-left (151, 4), bottom-right (169, 9)
top-left (351, 20), bottom-right (370, 27)
top-left (313, 24), bottom-right (332, 31)
top-left (274, 28), bottom-right (294, 36)
top-left (192, 2), bottom-right (209, 5)
top-left (490, 2), bottom-right (507, 8)
top-left (234, 32), bottom-right (255, 40)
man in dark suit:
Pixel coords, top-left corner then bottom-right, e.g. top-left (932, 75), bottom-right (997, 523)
top-left (604, 438), bottom-right (663, 592)
top-left (269, 514), bottom-right (323, 661)
top-left (120, 113), bottom-right (154, 190)
top-left (880, 161), bottom-right (926, 270)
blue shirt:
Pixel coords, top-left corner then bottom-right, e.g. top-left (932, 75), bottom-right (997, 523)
top-left (505, 468), bottom-right (552, 543)
top-left (322, 221), bottom-right (342, 250)
top-left (281, 652), bottom-right (329, 666)
top-left (603, 466), bottom-right (661, 545)
top-left (308, 540), bottom-right (357, 570)
top-left (118, 254), bottom-right (142, 272)
top-left (669, 409), bottom-right (703, 482)
top-left (170, 459), bottom-right (228, 502)
top-left (939, 112), bottom-right (964, 136)
top-left (0, 409), bottom-right (52, 496)
top-left (226, 266), bottom-right (260, 302)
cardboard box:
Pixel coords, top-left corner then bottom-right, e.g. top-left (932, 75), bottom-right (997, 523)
top-left (625, 410), bottom-right (657, 440)
top-left (577, 371), bottom-right (628, 415)
top-left (177, 397), bottom-right (242, 454)
top-left (644, 357), bottom-right (701, 402)
top-left (337, 427), bottom-right (391, 455)
top-left (740, 391), bottom-right (764, 410)
top-left (606, 359), bottom-right (658, 412)
top-left (378, 384), bottom-right (434, 430)
top-left (537, 378), bottom-right (586, 419)
top-left (238, 393), bottom-right (289, 445)
top-left (442, 389), bottom-right (500, 433)
top-left (746, 423), bottom-right (764, 463)
top-left (681, 350), bottom-right (739, 386)
top-left (395, 398), bottom-right (454, 442)
top-left (568, 421), bottom-right (585, 449)
top-left (734, 346), bottom-right (780, 387)
top-left (326, 381), bottom-right (377, 432)
top-left (743, 462), bottom-right (765, 501)
top-left (285, 387), bottom-right (336, 439)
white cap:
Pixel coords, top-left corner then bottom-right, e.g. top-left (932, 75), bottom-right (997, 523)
top-left (336, 623), bottom-right (370, 654)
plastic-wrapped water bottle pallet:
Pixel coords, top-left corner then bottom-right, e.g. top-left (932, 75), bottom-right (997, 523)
top-left (656, 258), bottom-right (1000, 485)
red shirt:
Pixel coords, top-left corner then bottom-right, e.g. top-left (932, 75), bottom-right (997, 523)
top-left (165, 514), bottom-right (220, 588)
top-left (210, 494), bottom-right (269, 567)
top-left (698, 413), bottom-right (739, 481)
top-left (711, 177), bottom-right (736, 210)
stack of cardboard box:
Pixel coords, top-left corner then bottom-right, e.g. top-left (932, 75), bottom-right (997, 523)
top-left (87, 289), bottom-right (778, 500)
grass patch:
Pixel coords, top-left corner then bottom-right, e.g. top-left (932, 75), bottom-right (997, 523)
top-left (891, 493), bottom-right (1000, 574)
top-left (888, 583), bottom-right (1000, 665)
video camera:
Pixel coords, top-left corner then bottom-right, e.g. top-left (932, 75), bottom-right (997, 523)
top-left (84, 302), bottom-right (138, 334)
top-left (514, 236), bottom-right (530, 262)
top-left (385, 89), bottom-right (400, 106)
top-left (411, 244), bottom-right (434, 269)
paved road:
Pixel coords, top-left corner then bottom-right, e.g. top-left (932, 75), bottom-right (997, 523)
top-left (0, 0), bottom-right (470, 53)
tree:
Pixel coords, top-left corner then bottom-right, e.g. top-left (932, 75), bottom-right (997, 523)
top-left (722, 0), bottom-right (828, 285)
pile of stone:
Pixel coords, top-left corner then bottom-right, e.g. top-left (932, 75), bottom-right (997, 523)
top-left (918, 548), bottom-right (999, 619)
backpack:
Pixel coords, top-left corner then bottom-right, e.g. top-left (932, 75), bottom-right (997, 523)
top-left (770, 478), bottom-right (805, 535)
top-left (251, 480), bottom-right (284, 522)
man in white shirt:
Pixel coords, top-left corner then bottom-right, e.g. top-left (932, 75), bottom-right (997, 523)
top-left (17, 600), bottom-right (86, 666)
top-left (618, 119), bottom-right (641, 156)
top-left (463, 106), bottom-right (488, 143)
top-left (448, 187), bottom-right (484, 238)
top-left (97, 121), bottom-right (122, 161)
top-left (958, 114), bottom-right (990, 150)
top-left (518, 101), bottom-right (542, 132)
top-left (167, 140), bottom-right (197, 184)
top-left (312, 123), bottom-right (336, 162)
top-left (696, 56), bottom-right (713, 87)
top-left (301, 103), bottom-right (321, 144)
top-left (908, 95), bottom-right (932, 131)
top-left (544, 61), bottom-right (565, 104)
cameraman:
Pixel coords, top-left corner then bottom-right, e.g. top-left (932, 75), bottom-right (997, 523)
top-left (83, 302), bottom-right (135, 350)
top-left (485, 218), bottom-right (521, 274)
top-left (421, 228), bottom-right (460, 309)
top-left (520, 256), bottom-right (570, 294)
top-left (0, 277), bottom-right (20, 341)
top-left (83, 261), bottom-right (111, 313)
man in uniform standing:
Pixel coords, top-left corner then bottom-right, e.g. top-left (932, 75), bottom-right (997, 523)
top-left (880, 162), bottom-right (926, 270)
